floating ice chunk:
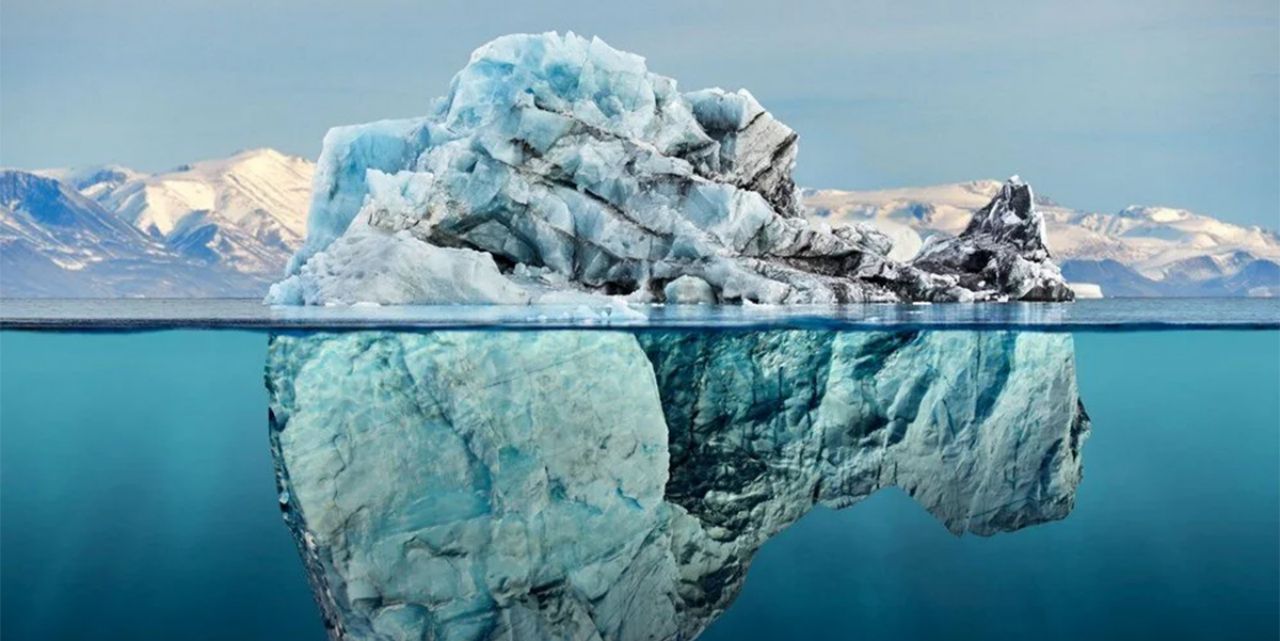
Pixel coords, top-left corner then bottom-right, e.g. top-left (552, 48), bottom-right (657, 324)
top-left (663, 275), bottom-right (715, 304)
top-left (274, 33), bottom-right (1072, 305)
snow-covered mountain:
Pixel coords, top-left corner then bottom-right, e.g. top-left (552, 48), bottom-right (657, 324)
top-left (40, 148), bottom-right (312, 278)
top-left (2, 149), bottom-right (313, 297)
top-left (0, 170), bottom-right (266, 297)
top-left (3, 148), bottom-right (1275, 298)
top-left (1, 149), bottom-right (311, 297)
top-left (805, 181), bottom-right (1280, 297)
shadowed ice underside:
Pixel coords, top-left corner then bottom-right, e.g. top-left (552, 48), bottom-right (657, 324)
top-left (265, 329), bottom-right (1089, 641)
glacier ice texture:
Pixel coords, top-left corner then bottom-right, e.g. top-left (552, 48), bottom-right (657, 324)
top-left (268, 32), bottom-right (1073, 305)
top-left (266, 329), bottom-right (1089, 641)
top-left (913, 177), bottom-right (1075, 301)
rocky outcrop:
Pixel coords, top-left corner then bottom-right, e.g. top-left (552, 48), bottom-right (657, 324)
top-left (266, 328), bottom-right (1089, 640)
top-left (268, 33), bottom-right (1072, 306)
top-left (913, 177), bottom-right (1074, 301)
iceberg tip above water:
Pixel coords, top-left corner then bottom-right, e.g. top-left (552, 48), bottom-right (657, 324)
top-left (269, 32), bottom-right (1072, 306)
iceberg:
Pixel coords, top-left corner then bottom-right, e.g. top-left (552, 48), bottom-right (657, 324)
top-left (267, 328), bottom-right (1089, 640)
top-left (268, 332), bottom-right (672, 640)
top-left (268, 33), bottom-right (1072, 305)
top-left (913, 177), bottom-right (1075, 300)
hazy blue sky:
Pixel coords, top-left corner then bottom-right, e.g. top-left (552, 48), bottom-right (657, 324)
top-left (2, 0), bottom-right (1277, 227)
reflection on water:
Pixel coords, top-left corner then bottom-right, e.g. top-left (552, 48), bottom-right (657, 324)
top-left (267, 330), bottom-right (1088, 640)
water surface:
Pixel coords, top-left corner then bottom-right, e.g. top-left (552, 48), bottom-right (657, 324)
top-left (2, 298), bottom-right (1278, 331)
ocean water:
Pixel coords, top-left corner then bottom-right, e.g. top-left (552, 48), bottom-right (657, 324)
top-left (702, 330), bottom-right (1279, 641)
top-left (1, 303), bottom-right (1277, 641)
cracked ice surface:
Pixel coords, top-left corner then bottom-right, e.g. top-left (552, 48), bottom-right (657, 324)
top-left (267, 329), bottom-right (1088, 641)
top-left (269, 33), bottom-right (1072, 306)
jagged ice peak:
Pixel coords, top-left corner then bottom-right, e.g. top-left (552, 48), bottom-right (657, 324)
top-left (269, 32), bottom-right (1073, 305)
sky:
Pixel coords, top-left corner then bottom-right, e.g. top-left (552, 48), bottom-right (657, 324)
top-left (2, 0), bottom-right (1277, 228)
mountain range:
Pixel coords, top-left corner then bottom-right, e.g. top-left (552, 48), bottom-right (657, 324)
top-left (2, 150), bottom-right (1275, 298)
top-left (806, 181), bottom-right (1280, 298)
top-left (1, 148), bottom-right (309, 297)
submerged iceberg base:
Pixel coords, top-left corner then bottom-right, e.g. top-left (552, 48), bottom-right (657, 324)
top-left (267, 329), bottom-right (1089, 641)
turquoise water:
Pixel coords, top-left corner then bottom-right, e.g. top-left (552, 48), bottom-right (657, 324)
top-left (1, 329), bottom-right (1277, 640)
top-left (1, 332), bottom-right (321, 641)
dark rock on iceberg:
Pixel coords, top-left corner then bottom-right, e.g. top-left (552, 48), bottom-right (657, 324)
top-left (913, 177), bottom-right (1075, 301)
